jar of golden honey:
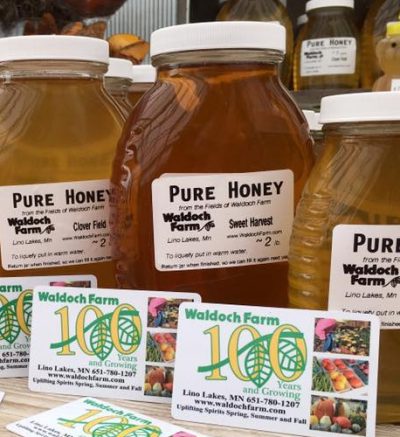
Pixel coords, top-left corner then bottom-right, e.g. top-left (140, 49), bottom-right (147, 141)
top-left (111, 22), bottom-right (314, 307)
top-left (0, 36), bottom-right (124, 288)
top-left (105, 58), bottom-right (134, 118)
top-left (294, 0), bottom-right (360, 91)
top-left (289, 92), bottom-right (400, 422)
top-left (128, 65), bottom-right (156, 107)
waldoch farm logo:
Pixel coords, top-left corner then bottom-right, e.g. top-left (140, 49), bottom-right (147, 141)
top-left (163, 211), bottom-right (215, 232)
top-left (58, 407), bottom-right (162, 437)
top-left (0, 289), bottom-right (32, 344)
top-left (51, 304), bottom-right (142, 361)
top-left (198, 324), bottom-right (307, 389)
top-left (342, 264), bottom-right (400, 287)
top-left (7, 216), bottom-right (55, 235)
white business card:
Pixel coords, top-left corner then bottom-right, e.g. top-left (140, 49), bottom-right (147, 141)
top-left (7, 397), bottom-right (208, 437)
top-left (29, 286), bottom-right (200, 403)
top-left (0, 275), bottom-right (96, 377)
top-left (172, 303), bottom-right (380, 436)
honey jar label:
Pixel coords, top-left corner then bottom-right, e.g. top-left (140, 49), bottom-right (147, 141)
top-left (151, 171), bottom-right (293, 272)
top-left (7, 397), bottom-right (209, 437)
top-left (329, 224), bottom-right (400, 330)
top-left (0, 180), bottom-right (111, 271)
top-left (300, 38), bottom-right (357, 77)
top-left (0, 275), bottom-right (96, 378)
top-left (391, 79), bottom-right (400, 91)
top-left (172, 302), bottom-right (379, 436)
top-left (28, 286), bottom-right (200, 403)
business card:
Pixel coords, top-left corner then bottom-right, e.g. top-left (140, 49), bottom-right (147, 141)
top-left (172, 303), bottom-right (380, 437)
top-left (7, 397), bottom-right (208, 437)
top-left (0, 275), bottom-right (96, 378)
top-left (29, 287), bottom-right (200, 403)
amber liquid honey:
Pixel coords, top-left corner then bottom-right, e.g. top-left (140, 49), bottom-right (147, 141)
top-left (111, 59), bottom-right (314, 307)
top-left (105, 77), bottom-right (133, 119)
top-left (0, 67), bottom-right (123, 287)
top-left (289, 124), bottom-right (400, 422)
top-left (294, 7), bottom-right (360, 91)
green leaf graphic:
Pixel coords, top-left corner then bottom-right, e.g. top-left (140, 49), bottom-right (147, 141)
top-left (244, 339), bottom-right (273, 388)
top-left (90, 319), bottom-right (113, 361)
top-left (93, 423), bottom-right (128, 437)
top-left (118, 316), bottom-right (140, 347)
top-left (0, 301), bottom-right (20, 344)
top-left (92, 423), bottom-right (160, 437)
top-left (23, 293), bottom-right (33, 331)
top-left (278, 338), bottom-right (306, 375)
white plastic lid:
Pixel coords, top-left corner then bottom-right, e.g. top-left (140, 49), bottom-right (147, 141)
top-left (306, 0), bottom-right (354, 12)
top-left (297, 14), bottom-right (309, 27)
top-left (106, 58), bottom-right (134, 80)
top-left (0, 35), bottom-right (109, 64)
top-left (303, 110), bottom-right (323, 131)
top-left (132, 65), bottom-right (157, 83)
top-left (320, 92), bottom-right (400, 123)
top-left (151, 22), bottom-right (286, 58)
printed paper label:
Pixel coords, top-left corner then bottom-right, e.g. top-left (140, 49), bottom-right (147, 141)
top-left (329, 225), bottom-right (400, 329)
top-left (301, 38), bottom-right (357, 77)
top-left (0, 180), bottom-right (111, 271)
top-left (28, 286), bottom-right (200, 403)
top-left (7, 397), bottom-right (209, 437)
top-left (391, 79), bottom-right (400, 91)
top-left (0, 275), bottom-right (96, 378)
top-left (172, 303), bottom-right (379, 436)
top-left (152, 171), bottom-right (294, 271)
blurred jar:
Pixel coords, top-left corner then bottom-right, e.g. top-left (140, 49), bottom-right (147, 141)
top-left (361, 0), bottom-right (398, 89)
top-left (105, 58), bottom-right (134, 118)
top-left (294, 0), bottom-right (360, 91)
top-left (128, 65), bottom-right (156, 107)
top-left (303, 110), bottom-right (323, 158)
top-left (373, 20), bottom-right (400, 91)
top-left (0, 36), bottom-right (124, 287)
top-left (217, 0), bottom-right (294, 87)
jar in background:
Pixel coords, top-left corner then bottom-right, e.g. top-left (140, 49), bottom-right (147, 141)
top-left (373, 21), bottom-right (400, 91)
top-left (0, 36), bottom-right (124, 288)
top-left (105, 58), bottom-right (134, 118)
top-left (361, 0), bottom-right (398, 89)
top-left (303, 110), bottom-right (323, 158)
top-left (128, 65), bottom-right (156, 107)
top-left (296, 14), bottom-right (308, 38)
top-left (111, 22), bottom-right (314, 307)
top-left (289, 92), bottom-right (400, 423)
top-left (217, 0), bottom-right (294, 87)
top-left (294, 0), bottom-right (360, 91)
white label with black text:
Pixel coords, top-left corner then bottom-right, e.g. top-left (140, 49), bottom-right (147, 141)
top-left (329, 225), bottom-right (400, 329)
top-left (152, 171), bottom-right (294, 271)
top-left (0, 180), bottom-right (111, 270)
top-left (301, 37), bottom-right (357, 77)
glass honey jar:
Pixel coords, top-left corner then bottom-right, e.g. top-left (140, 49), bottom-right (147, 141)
top-left (111, 22), bottom-right (314, 307)
top-left (294, 0), bottom-right (360, 91)
top-left (0, 36), bottom-right (124, 288)
top-left (289, 92), bottom-right (400, 423)
top-left (128, 65), bottom-right (156, 107)
top-left (105, 58), bottom-right (134, 119)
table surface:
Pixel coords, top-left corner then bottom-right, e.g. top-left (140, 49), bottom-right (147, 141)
top-left (0, 378), bottom-right (399, 437)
